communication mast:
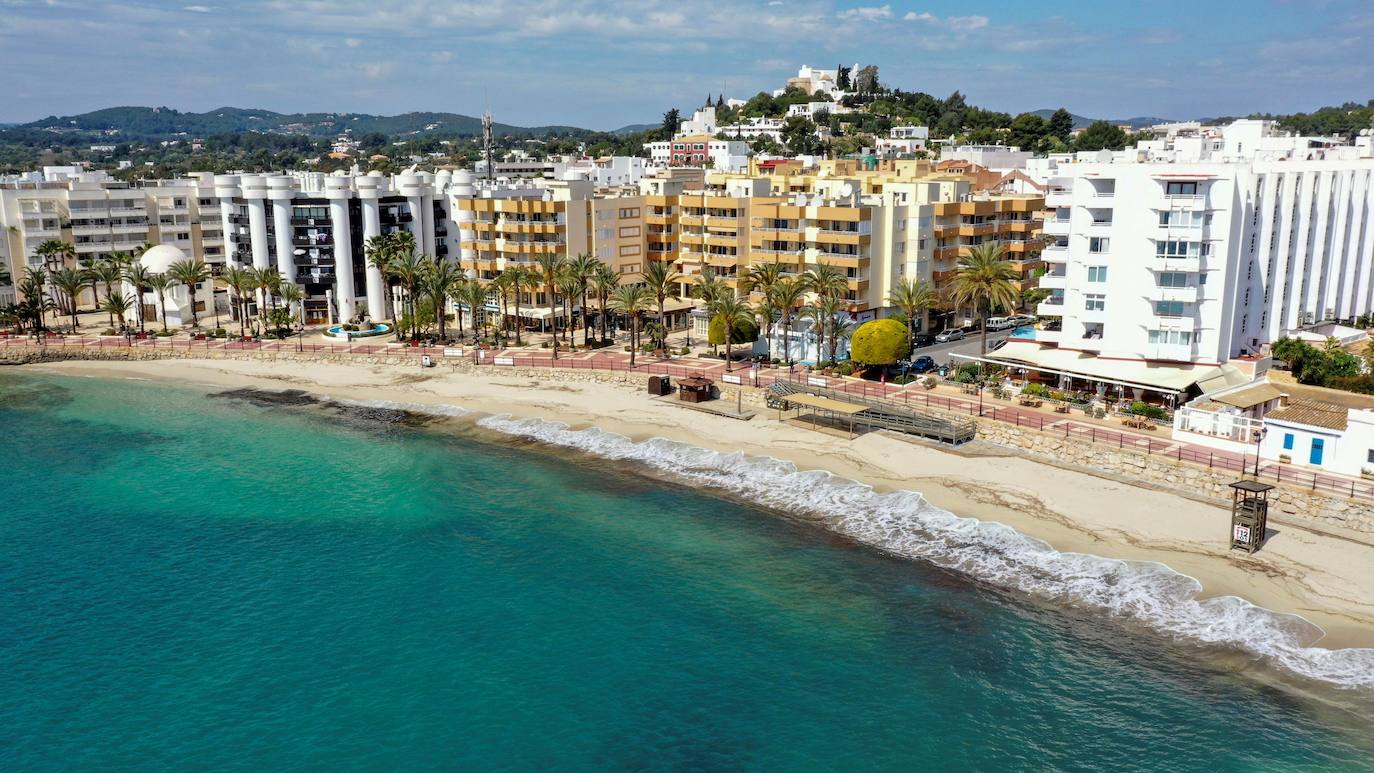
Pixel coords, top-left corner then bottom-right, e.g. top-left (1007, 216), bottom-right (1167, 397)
top-left (482, 110), bottom-right (494, 181)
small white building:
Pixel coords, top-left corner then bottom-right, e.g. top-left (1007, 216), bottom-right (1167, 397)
top-left (941, 145), bottom-right (1032, 171)
top-left (1260, 398), bottom-right (1374, 477)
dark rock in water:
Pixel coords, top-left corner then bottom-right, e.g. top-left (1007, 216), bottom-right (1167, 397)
top-left (211, 388), bottom-right (320, 408)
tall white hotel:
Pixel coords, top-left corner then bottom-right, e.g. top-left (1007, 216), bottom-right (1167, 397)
top-left (997, 127), bottom-right (1374, 394)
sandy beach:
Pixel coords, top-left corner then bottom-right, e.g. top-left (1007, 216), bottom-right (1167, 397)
top-left (22, 357), bottom-right (1374, 659)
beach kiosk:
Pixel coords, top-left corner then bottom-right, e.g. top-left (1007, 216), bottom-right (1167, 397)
top-left (1228, 480), bottom-right (1274, 553)
top-left (648, 375), bottom-right (672, 396)
top-left (677, 376), bottom-right (715, 403)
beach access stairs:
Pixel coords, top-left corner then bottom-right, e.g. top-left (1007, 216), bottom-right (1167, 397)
top-left (767, 379), bottom-right (978, 445)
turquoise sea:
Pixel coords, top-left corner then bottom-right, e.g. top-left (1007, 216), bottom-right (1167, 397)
top-left (2, 371), bottom-right (1374, 771)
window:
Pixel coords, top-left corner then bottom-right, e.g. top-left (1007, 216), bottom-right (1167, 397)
top-left (1089, 237), bottom-right (1110, 253)
top-left (1282, 433), bottom-right (1294, 450)
top-left (618, 207), bottom-right (640, 219)
top-left (1148, 329), bottom-right (1194, 345)
top-left (1154, 301), bottom-right (1186, 317)
top-left (1166, 181), bottom-right (1198, 196)
top-left (1087, 266), bottom-right (1107, 282)
top-left (1085, 294), bottom-right (1105, 311)
top-left (618, 226), bottom-right (641, 238)
top-left (1156, 240), bottom-right (1210, 259)
top-left (1158, 272), bottom-right (1188, 288)
top-left (1366, 449), bottom-right (1374, 464)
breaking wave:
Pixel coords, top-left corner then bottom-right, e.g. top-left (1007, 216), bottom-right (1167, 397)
top-left (329, 397), bottom-right (473, 418)
top-left (476, 413), bottom-right (1374, 689)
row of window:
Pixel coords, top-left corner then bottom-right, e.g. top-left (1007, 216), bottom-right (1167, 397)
top-left (1147, 329), bottom-right (1195, 345)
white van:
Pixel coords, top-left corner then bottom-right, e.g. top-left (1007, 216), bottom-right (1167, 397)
top-left (985, 316), bottom-right (1015, 331)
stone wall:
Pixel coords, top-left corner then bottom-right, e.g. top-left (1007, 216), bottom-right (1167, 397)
top-left (974, 419), bottom-right (1374, 534)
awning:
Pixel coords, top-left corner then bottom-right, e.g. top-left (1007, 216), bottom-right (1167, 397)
top-left (784, 392), bottom-right (868, 415)
top-left (1209, 382), bottom-right (1283, 409)
top-left (979, 341), bottom-right (1238, 393)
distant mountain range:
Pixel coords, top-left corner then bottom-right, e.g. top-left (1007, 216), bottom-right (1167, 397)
top-left (1028, 110), bottom-right (1174, 130)
top-left (11, 106), bottom-right (601, 139)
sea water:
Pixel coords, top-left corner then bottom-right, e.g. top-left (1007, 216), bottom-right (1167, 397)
top-left (1, 371), bottom-right (1372, 771)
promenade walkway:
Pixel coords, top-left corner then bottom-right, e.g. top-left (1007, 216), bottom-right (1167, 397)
top-left (6, 333), bottom-right (1372, 501)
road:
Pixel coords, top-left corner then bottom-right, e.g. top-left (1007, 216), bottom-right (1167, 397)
top-left (913, 329), bottom-right (1013, 366)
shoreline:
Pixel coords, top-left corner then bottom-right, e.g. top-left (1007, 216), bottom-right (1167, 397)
top-left (16, 357), bottom-right (1374, 675)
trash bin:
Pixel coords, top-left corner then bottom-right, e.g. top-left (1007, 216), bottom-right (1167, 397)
top-left (421, 355), bottom-right (434, 368)
top-left (648, 375), bottom-right (672, 395)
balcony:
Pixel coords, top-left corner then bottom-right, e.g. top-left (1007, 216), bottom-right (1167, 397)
top-left (1148, 286), bottom-right (1201, 303)
top-left (1037, 273), bottom-right (1066, 290)
top-left (1043, 218), bottom-right (1070, 236)
top-left (70, 223), bottom-right (110, 235)
top-left (1045, 188), bottom-right (1072, 208)
top-left (229, 214), bottom-right (250, 225)
top-left (1036, 295), bottom-right (1065, 316)
top-left (293, 235), bottom-right (332, 247)
top-left (290, 216), bottom-right (329, 226)
top-left (1156, 256), bottom-right (1202, 273)
top-left (109, 206), bottom-right (147, 216)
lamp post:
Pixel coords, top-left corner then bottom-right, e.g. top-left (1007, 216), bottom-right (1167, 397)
top-left (1252, 427), bottom-right (1267, 478)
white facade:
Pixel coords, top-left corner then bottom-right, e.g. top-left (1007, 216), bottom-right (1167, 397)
top-left (1041, 157), bottom-right (1374, 368)
top-left (1261, 409), bottom-right (1374, 477)
top-left (942, 145), bottom-right (1032, 171)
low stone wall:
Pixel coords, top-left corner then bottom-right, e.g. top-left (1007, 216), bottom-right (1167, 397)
top-left (7, 344), bottom-right (1371, 532)
top-left (975, 419), bottom-right (1374, 534)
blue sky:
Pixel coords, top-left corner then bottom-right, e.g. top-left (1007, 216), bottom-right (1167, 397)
top-left (1, 0), bottom-right (1370, 130)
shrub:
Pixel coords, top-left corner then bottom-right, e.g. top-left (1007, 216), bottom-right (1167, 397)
top-left (540, 341), bottom-right (551, 349)
top-left (849, 318), bottom-right (909, 366)
top-left (834, 361), bottom-right (856, 376)
top-left (680, 347), bottom-right (691, 355)
top-left (1129, 400), bottom-right (1168, 420)
top-left (708, 315), bottom-right (759, 346)
top-left (101, 328), bottom-right (117, 336)
top-left (156, 330), bottom-right (175, 337)
top-left (923, 376), bottom-right (938, 389)
top-left (954, 363), bottom-right (980, 383)
top-left (212, 328), bottom-right (227, 338)
top-left (1022, 382), bottom-right (1048, 397)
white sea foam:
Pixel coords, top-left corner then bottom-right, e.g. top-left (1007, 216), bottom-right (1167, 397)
top-left (330, 397), bottom-right (472, 418)
top-left (476, 413), bottom-right (1374, 689)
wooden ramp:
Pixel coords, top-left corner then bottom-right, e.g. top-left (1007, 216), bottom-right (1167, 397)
top-left (767, 381), bottom-right (977, 445)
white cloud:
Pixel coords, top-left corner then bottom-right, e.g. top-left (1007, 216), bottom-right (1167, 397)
top-left (344, 37), bottom-right (362, 47)
top-left (904, 10), bottom-right (987, 30)
top-left (182, 4), bottom-right (211, 11)
top-left (837, 4), bottom-right (891, 22)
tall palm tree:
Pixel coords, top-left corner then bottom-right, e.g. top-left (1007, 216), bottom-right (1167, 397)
top-left (89, 260), bottom-right (124, 326)
top-left (447, 277), bottom-right (470, 340)
top-left (534, 253), bottom-right (567, 358)
top-left (708, 290), bottom-right (754, 372)
top-left (950, 241), bottom-right (1019, 359)
top-left (146, 273), bottom-right (174, 332)
top-left (364, 233), bottom-right (396, 322)
top-left (124, 263), bottom-right (154, 333)
top-left (887, 276), bottom-right (935, 358)
top-left (18, 268), bottom-right (54, 336)
top-left (167, 258), bottom-right (211, 329)
top-left (557, 267), bottom-right (580, 348)
top-left (816, 294), bottom-right (845, 364)
top-left (770, 276), bottom-right (806, 366)
top-left (422, 260), bottom-right (462, 341)
top-left (741, 260), bottom-right (785, 302)
top-left (33, 239), bottom-right (75, 272)
top-left (609, 284), bottom-right (651, 367)
top-left (221, 266), bottom-right (251, 337)
top-left (691, 268), bottom-right (726, 306)
top-left (591, 264), bottom-right (619, 343)
top-left (278, 282), bottom-right (305, 336)
top-left (568, 253), bottom-right (599, 347)
top-left (101, 289), bottom-right (135, 332)
top-left (389, 251), bottom-right (428, 340)
top-left (642, 259), bottom-right (683, 335)
top-left (754, 292), bottom-right (782, 361)
top-left (48, 266), bottom-right (86, 333)
top-left (508, 265), bottom-right (531, 346)
top-left (804, 263), bottom-right (847, 364)
top-left (459, 281), bottom-right (489, 342)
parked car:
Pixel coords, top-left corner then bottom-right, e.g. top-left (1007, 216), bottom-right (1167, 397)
top-left (985, 316), bottom-right (1015, 331)
top-left (1009, 314), bottom-right (1035, 327)
top-left (911, 333), bottom-right (936, 348)
top-left (910, 356), bottom-right (937, 373)
top-left (935, 329), bottom-right (965, 343)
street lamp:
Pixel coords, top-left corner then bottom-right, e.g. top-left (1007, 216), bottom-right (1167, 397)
top-left (1252, 427), bottom-right (1267, 478)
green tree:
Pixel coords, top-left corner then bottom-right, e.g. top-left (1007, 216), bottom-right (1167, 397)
top-left (420, 260), bottom-right (462, 340)
top-left (950, 241), bottom-right (1019, 359)
top-left (609, 283), bottom-right (651, 367)
top-left (641, 259), bottom-right (682, 337)
top-left (591, 264), bottom-right (620, 342)
top-left (101, 288), bottom-right (135, 332)
top-left (770, 276), bottom-right (807, 365)
top-left (167, 258), bottom-right (211, 328)
top-left (849, 318), bottom-right (909, 366)
top-left (123, 263), bottom-right (154, 333)
top-left (708, 290), bottom-right (755, 372)
top-left (568, 253), bottom-right (600, 347)
top-left (660, 108), bottom-right (681, 140)
top-left (278, 282), bottom-right (305, 336)
top-left (48, 266), bottom-right (87, 333)
top-left (1007, 113), bottom-right (1048, 151)
top-left (886, 276), bottom-right (934, 357)
top-left (145, 273), bottom-right (175, 332)
top-left (1074, 121), bottom-right (1129, 151)
top-left (221, 266), bottom-right (252, 337)
top-left (1047, 108), bottom-right (1075, 143)
top-left (534, 253), bottom-right (568, 359)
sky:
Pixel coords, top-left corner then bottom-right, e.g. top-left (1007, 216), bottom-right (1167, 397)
top-left (0, 0), bottom-right (1371, 130)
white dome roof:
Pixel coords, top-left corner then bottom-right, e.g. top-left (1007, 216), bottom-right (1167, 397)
top-left (140, 244), bottom-right (187, 274)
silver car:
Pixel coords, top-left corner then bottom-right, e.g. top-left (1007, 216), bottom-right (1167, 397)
top-left (934, 329), bottom-right (965, 343)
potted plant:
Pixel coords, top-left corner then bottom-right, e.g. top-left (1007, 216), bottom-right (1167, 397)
top-left (1279, 454), bottom-right (1292, 464)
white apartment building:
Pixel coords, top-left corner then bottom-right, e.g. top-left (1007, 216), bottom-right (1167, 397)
top-left (876, 125), bottom-right (930, 157)
top-left (941, 145), bottom-right (1032, 171)
top-left (998, 155), bottom-right (1374, 397)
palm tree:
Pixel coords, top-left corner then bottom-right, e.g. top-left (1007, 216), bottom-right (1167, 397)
top-left (18, 268), bottom-right (54, 337)
top-left (692, 268), bottom-right (728, 354)
top-left (364, 233), bottom-right (396, 323)
top-left (508, 265), bottom-right (531, 346)
top-left (534, 253), bottom-right (567, 358)
top-left (816, 295), bottom-right (845, 364)
top-left (251, 266), bottom-right (283, 335)
top-left (708, 290), bottom-right (754, 372)
top-left (609, 284), bottom-right (651, 367)
top-left (102, 289), bottom-right (135, 332)
top-left (146, 273), bottom-right (174, 332)
top-left (221, 266), bottom-right (252, 337)
top-left (422, 260), bottom-right (462, 340)
top-left (49, 266), bottom-right (86, 333)
top-left (167, 258), bottom-right (211, 329)
top-left (568, 253), bottom-right (599, 347)
top-left (447, 277), bottom-right (470, 340)
top-left (754, 292), bottom-right (782, 362)
top-left (887, 276), bottom-right (935, 358)
top-left (770, 276), bottom-right (807, 366)
top-left (557, 267), bottom-right (580, 348)
top-left (124, 263), bottom-right (154, 333)
top-left (950, 241), bottom-right (1019, 359)
top-left (278, 283), bottom-right (305, 337)
top-left (741, 260), bottom-right (785, 301)
top-left (33, 239), bottom-right (76, 273)
top-left (803, 263), bottom-right (846, 364)
top-left (459, 281), bottom-right (489, 342)
top-left (591, 264), bottom-right (619, 343)
top-left (642, 259), bottom-right (683, 336)
top-left (88, 260), bottom-right (124, 326)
